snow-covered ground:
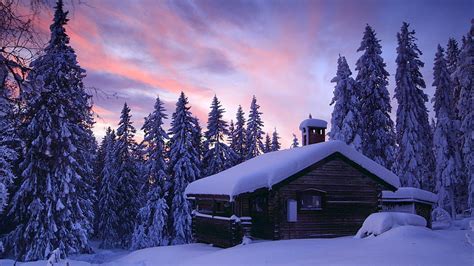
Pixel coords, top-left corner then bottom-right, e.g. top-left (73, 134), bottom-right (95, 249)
top-left (1, 226), bottom-right (472, 266)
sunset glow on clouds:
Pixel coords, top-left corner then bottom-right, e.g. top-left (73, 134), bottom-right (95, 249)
top-left (37, 0), bottom-right (472, 146)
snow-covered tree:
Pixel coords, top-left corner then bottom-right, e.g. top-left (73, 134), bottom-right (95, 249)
top-left (231, 105), bottom-right (246, 163)
top-left (446, 37), bottom-right (468, 213)
top-left (203, 96), bottom-right (237, 176)
top-left (446, 38), bottom-right (461, 75)
top-left (264, 133), bottom-right (272, 153)
top-left (0, 61), bottom-right (18, 216)
top-left (271, 129), bottom-right (281, 152)
top-left (355, 24), bottom-right (396, 169)
top-left (329, 55), bottom-right (363, 151)
top-left (454, 22), bottom-right (473, 213)
top-left (97, 129), bottom-right (120, 248)
top-left (432, 45), bottom-right (460, 218)
top-left (291, 134), bottom-right (299, 148)
top-left (0, 146), bottom-right (16, 215)
top-left (191, 116), bottom-right (203, 179)
top-left (245, 96), bottom-right (264, 160)
top-left (7, 1), bottom-right (94, 260)
top-left (131, 97), bottom-right (169, 249)
top-left (113, 103), bottom-right (140, 248)
top-left (168, 92), bottom-right (201, 245)
top-left (394, 22), bottom-right (435, 189)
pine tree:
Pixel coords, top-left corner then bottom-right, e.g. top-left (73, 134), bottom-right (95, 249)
top-left (245, 96), bottom-right (264, 160)
top-left (114, 103), bottom-right (140, 248)
top-left (271, 129), bottom-right (281, 152)
top-left (291, 134), bottom-right (299, 148)
top-left (454, 21), bottom-right (473, 213)
top-left (394, 22), bottom-right (435, 189)
top-left (264, 133), bottom-right (272, 153)
top-left (168, 92), bottom-right (201, 245)
top-left (7, 1), bottom-right (94, 260)
top-left (203, 96), bottom-right (237, 176)
top-left (131, 97), bottom-right (169, 249)
top-left (0, 63), bottom-right (18, 215)
top-left (432, 45), bottom-right (460, 217)
top-left (329, 55), bottom-right (363, 151)
top-left (97, 129), bottom-right (120, 248)
top-left (232, 105), bottom-right (246, 163)
top-left (355, 24), bottom-right (396, 169)
top-left (446, 38), bottom-right (461, 75)
top-left (446, 38), bottom-right (468, 214)
top-left (191, 116), bottom-right (203, 179)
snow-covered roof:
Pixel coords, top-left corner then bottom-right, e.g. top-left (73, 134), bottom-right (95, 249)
top-left (299, 118), bottom-right (327, 130)
top-left (382, 187), bottom-right (437, 204)
top-left (185, 140), bottom-right (400, 199)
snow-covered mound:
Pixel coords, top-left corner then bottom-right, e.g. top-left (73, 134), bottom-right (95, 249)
top-left (355, 212), bottom-right (427, 238)
top-left (186, 140), bottom-right (400, 198)
top-left (1, 226), bottom-right (472, 266)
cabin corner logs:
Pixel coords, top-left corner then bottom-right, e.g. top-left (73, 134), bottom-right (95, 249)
top-left (188, 154), bottom-right (413, 248)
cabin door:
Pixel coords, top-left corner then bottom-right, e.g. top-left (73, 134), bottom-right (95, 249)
top-left (250, 194), bottom-right (269, 239)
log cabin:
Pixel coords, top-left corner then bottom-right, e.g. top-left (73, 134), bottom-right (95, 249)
top-left (185, 117), bottom-right (403, 248)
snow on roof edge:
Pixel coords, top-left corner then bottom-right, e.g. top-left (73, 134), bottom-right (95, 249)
top-left (382, 187), bottom-right (437, 204)
top-left (299, 118), bottom-right (328, 130)
top-left (185, 140), bottom-right (400, 198)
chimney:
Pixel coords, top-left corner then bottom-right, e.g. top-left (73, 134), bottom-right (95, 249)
top-left (299, 114), bottom-right (327, 146)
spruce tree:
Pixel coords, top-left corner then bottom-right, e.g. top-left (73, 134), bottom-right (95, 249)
top-left (447, 37), bottom-right (468, 213)
top-left (114, 103), bottom-right (140, 248)
top-left (203, 96), bottom-right (237, 176)
top-left (271, 129), bottom-right (281, 152)
top-left (264, 133), bottom-right (272, 153)
top-left (232, 105), bottom-right (246, 163)
top-left (97, 129), bottom-right (120, 248)
top-left (432, 45), bottom-right (459, 217)
top-left (394, 22), bottom-right (435, 189)
top-left (131, 97), bottom-right (169, 249)
top-left (446, 38), bottom-right (461, 75)
top-left (291, 134), bottom-right (299, 148)
top-left (355, 24), bottom-right (396, 169)
top-left (0, 64), bottom-right (18, 216)
top-left (7, 0), bottom-right (94, 260)
top-left (245, 96), bottom-right (264, 160)
top-left (454, 21), bottom-right (473, 213)
top-left (191, 116), bottom-right (203, 179)
top-left (168, 92), bottom-right (201, 245)
top-left (329, 55), bottom-right (363, 151)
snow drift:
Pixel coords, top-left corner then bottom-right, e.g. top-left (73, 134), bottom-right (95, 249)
top-left (355, 212), bottom-right (427, 238)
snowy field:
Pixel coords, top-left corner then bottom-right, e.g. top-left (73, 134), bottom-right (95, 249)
top-left (1, 225), bottom-right (472, 266)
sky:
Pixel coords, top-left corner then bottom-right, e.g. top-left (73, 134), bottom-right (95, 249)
top-left (36, 0), bottom-right (473, 147)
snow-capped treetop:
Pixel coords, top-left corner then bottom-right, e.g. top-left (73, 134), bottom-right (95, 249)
top-left (446, 38), bottom-right (460, 75)
top-left (231, 105), bottom-right (246, 163)
top-left (185, 140), bottom-right (400, 199)
top-left (291, 134), bottom-right (299, 148)
top-left (142, 96), bottom-right (169, 188)
top-left (355, 24), bottom-right (396, 169)
top-left (329, 55), bottom-right (363, 151)
top-left (271, 128), bottom-right (281, 152)
top-left (203, 95), bottom-right (236, 176)
top-left (245, 96), bottom-right (264, 160)
top-left (394, 22), bottom-right (434, 189)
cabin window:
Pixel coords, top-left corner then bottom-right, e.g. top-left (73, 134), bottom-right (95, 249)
top-left (197, 200), bottom-right (213, 215)
top-left (214, 201), bottom-right (232, 217)
top-left (298, 190), bottom-right (325, 210)
top-left (252, 196), bottom-right (267, 213)
top-left (287, 199), bottom-right (298, 222)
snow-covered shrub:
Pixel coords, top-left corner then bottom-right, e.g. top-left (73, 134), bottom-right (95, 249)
top-left (355, 212), bottom-right (427, 238)
top-left (431, 207), bottom-right (453, 229)
top-left (46, 248), bottom-right (61, 266)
